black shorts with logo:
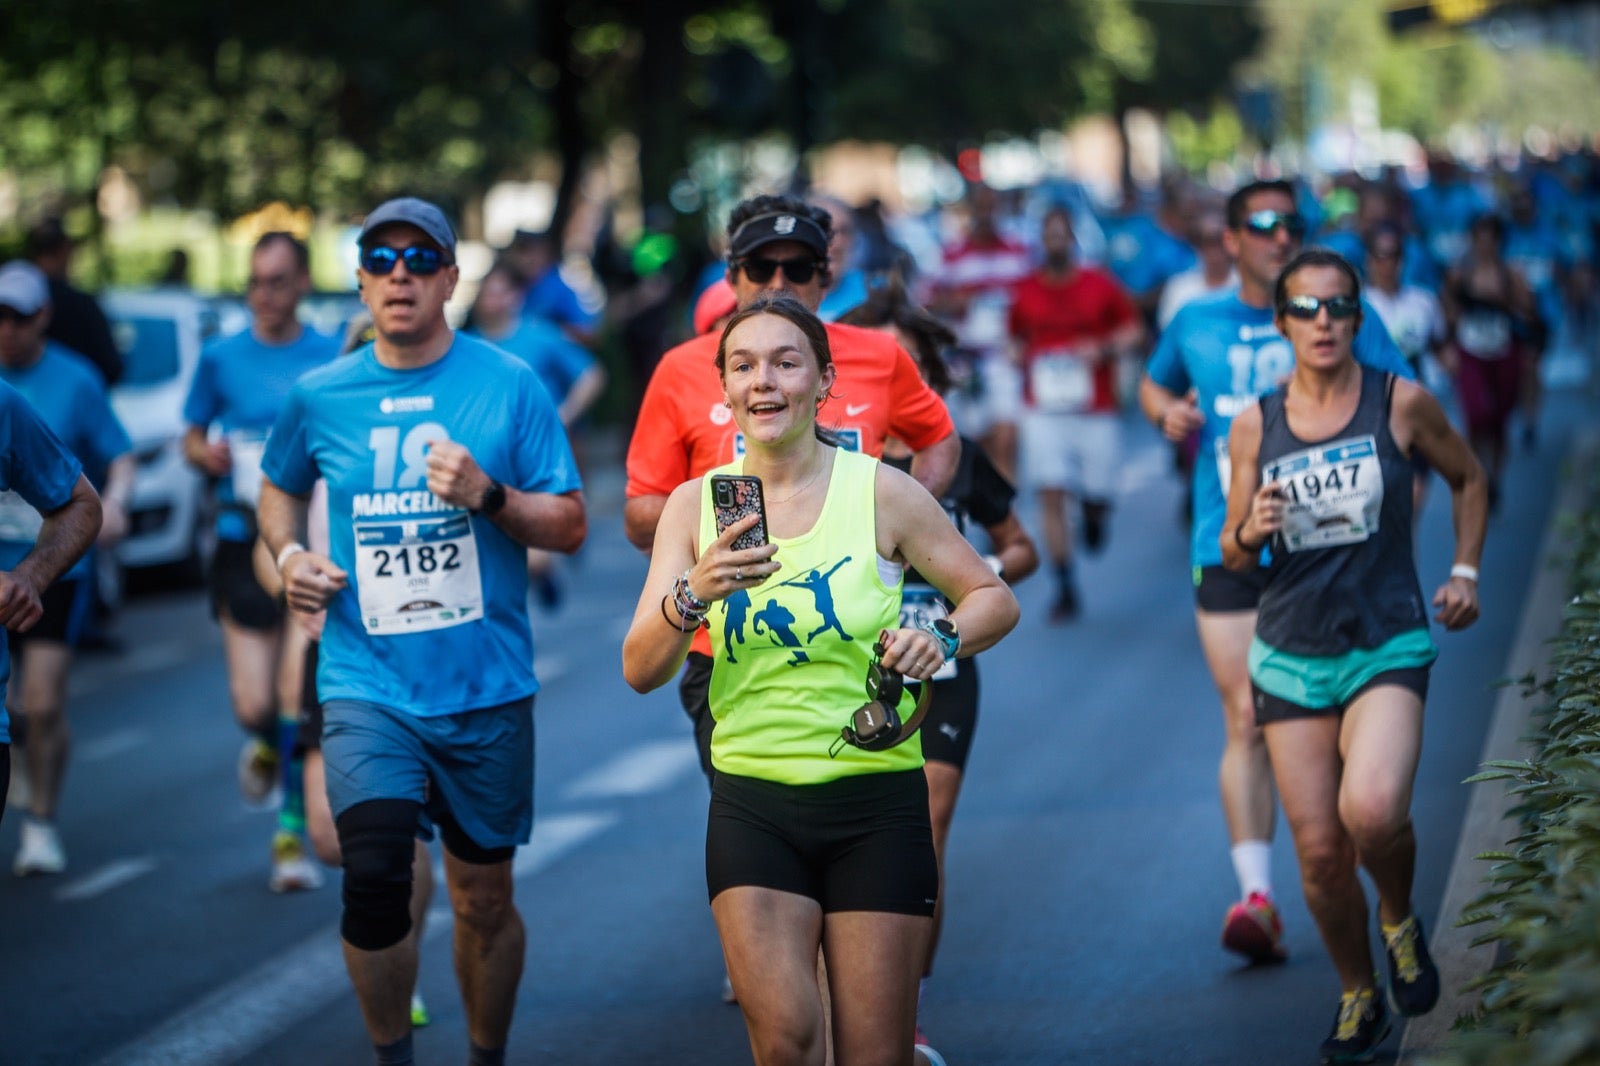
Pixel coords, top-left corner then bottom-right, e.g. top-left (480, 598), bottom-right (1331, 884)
top-left (918, 657), bottom-right (979, 771)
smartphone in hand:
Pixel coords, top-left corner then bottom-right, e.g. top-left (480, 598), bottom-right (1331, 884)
top-left (711, 475), bottom-right (769, 551)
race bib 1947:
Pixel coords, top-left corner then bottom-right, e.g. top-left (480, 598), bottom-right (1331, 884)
top-left (1263, 435), bottom-right (1383, 552)
top-left (354, 512), bottom-right (483, 635)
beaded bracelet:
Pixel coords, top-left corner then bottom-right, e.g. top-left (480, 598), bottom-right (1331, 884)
top-left (676, 571), bottom-right (710, 612)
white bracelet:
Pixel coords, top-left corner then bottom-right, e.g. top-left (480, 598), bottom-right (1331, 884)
top-left (276, 542), bottom-right (307, 572)
top-left (983, 554), bottom-right (1004, 579)
top-left (1450, 564), bottom-right (1479, 583)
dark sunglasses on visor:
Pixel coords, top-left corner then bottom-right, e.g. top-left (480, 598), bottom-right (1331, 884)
top-left (0, 307), bottom-right (41, 325)
top-left (1280, 294), bottom-right (1360, 320)
top-left (1243, 210), bottom-right (1307, 239)
top-left (360, 245), bottom-right (449, 276)
top-left (737, 256), bottom-right (823, 285)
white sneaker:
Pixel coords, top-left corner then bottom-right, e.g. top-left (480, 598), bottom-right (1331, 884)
top-left (14, 819), bottom-right (66, 876)
top-left (268, 832), bottom-right (323, 892)
top-left (5, 748), bottom-right (29, 811)
top-left (238, 738), bottom-right (280, 808)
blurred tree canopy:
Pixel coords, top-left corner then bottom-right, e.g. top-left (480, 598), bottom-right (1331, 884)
top-left (0, 0), bottom-right (1257, 248)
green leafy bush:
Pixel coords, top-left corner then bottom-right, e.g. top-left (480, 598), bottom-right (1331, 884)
top-left (1427, 462), bottom-right (1600, 1066)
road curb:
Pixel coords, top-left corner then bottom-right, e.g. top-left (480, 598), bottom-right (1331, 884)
top-left (1398, 428), bottom-right (1599, 1063)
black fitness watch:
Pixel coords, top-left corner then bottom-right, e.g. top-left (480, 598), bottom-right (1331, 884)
top-left (477, 480), bottom-right (507, 517)
top-left (922, 618), bottom-right (961, 662)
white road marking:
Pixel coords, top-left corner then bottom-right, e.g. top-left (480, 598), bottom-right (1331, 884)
top-left (561, 739), bottom-right (699, 802)
top-left (95, 810), bottom-right (616, 1066)
top-left (77, 728), bottom-right (150, 763)
top-left (56, 856), bottom-right (158, 901)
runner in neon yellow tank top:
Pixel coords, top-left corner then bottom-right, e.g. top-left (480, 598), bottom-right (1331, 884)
top-left (624, 295), bottom-right (1018, 1066)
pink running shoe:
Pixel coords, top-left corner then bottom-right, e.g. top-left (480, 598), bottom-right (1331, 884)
top-left (1222, 891), bottom-right (1288, 963)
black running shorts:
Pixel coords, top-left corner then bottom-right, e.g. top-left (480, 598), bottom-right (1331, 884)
top-left (208, 538), bottom-right (283, 631)
top-left (706, 769), bottom-right (937, 916)
top-left (8, 578), bottom-right (93, 649)
top-left (918, 658), bottom-right (979, 771)
top-left (1193, 564), bottom-right (1269, 614)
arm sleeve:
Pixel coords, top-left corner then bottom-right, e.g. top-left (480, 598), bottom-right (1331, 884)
top-left (625, 361), bottom-right (693, 499)
top-left (259, 386), bottom-right (317, 495)
top-left (1354, 303), bottom-right (1418, 380)
top-left (962, 444), bottom-right (1016, 527)
top-left (885, 344), bottom-right (955, 453)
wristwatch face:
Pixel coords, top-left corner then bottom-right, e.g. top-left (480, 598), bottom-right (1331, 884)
top-left (481, 481), bottom-right (507, 515)
top-left (932, 619), bottom-right (958, 639)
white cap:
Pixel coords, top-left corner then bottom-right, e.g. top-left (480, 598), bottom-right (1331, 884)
top-left (0, 261), bottom-right (49, 315)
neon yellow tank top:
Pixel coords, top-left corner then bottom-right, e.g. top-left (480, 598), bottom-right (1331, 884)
top-left (700, 448), bottom-right (920, 784)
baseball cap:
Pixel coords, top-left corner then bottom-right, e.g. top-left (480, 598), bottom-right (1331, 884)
top-left (0, 261), bottom-right (49, 315)
top-left (358, 198), bottom-right (457, 259)
top-left (728, 211), bottom-right (829, 260)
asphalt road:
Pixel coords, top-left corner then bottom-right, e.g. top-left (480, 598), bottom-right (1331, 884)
top-left (2, 384), bottom-right (1593, 1066)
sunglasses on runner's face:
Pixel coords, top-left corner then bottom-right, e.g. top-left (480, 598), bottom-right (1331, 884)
top-left (359, 245), bottom-right (449, 276)
top-left (0, 307), bottom-right (41, 326)
top-left (1243, 210), bottom-right (1307, 240)
top-left (737, 256), bottom-right (823, 285)
top-left (1280, 294), bottom-right (1360, 320)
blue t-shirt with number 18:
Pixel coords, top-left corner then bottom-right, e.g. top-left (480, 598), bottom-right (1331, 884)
top-left (1146, 290), bottom-right (1413, 571)
top-left (260, 333), bottom-right (582, 717)
top-left (0, 381), bottom-right (85, 742)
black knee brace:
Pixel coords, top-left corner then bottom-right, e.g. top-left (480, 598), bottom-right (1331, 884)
top-left (336, 799), bottom-right (419, 952)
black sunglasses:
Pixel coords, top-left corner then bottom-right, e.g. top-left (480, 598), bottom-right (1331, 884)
top-left (1280, 294), bottom-right (1360, 320)
top-left (360, 245), bottom-right (450, 276)
top-left (737, 256), bottom-right (823, 285)
top-left (0, 307), bottom-right (41, 326)
top-left (1243, 210), bottom-right (1307, 240)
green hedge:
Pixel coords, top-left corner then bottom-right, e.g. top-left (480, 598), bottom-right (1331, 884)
top-left (1427, 457), bottom-right (1600, 1066)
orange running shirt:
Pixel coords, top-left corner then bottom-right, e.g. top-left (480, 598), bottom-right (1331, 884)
top-left (626, 322), bottom-right (953, 500)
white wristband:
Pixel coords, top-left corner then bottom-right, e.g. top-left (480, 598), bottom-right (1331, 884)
top-left (983, 554), bottom-right (1004, 579)
top-left (1450, 564), bottom-right (1479, 583)
top-left (276, 542), bottom-right (306, 572)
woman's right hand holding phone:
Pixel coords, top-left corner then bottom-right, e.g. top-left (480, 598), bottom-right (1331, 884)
top-left (691, 513), bottom-right (782, 601)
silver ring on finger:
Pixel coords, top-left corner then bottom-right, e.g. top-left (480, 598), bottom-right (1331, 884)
top-left (735, 568), bottom-right (743, 581)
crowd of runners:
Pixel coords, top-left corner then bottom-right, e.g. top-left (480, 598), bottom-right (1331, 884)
top-left (1, 145), bottom-right (1596, 1064)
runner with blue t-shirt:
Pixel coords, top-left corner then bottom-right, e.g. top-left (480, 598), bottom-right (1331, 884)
top-left (0, 379), bottom-right (99, 837)
top-left (1139, 181), bottom-right (1414, 968)
top-left (258, 198), bottom-right (586, 1066)
top-left (182, 231), bottom-right (339, 892)
top-left (0, 260), bottom-right (132, 877)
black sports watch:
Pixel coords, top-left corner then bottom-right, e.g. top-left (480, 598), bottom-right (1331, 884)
top-left (477, 479), bottom-right (507, 516)
top-left (922, 618), bottom-right (960, 662)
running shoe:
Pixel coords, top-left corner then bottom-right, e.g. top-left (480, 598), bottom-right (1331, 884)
top-left (1081, 500), bottom-right (1110, 554)
top-left (238, 737), bottom-right (280, 808)
top-left (1382, 914), bottom-right (1440, 1017)
top-left (268, 831), bottom-right (324, 893)
top-left (410, 992), bottom-right (431, 1028)
top-left (13, 819), bottom-right (66, 876)
top-left (6, 748), bottom-right (30, 811)
top-left (914, 1045), bottom-right (948, 1066)
top-left (1221, 891), bottom-right (1288, 963)
top-left (1048, 584), bottom-right (1080, 623)
top-left (1318, 988), bottom-right (1389, 1064)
